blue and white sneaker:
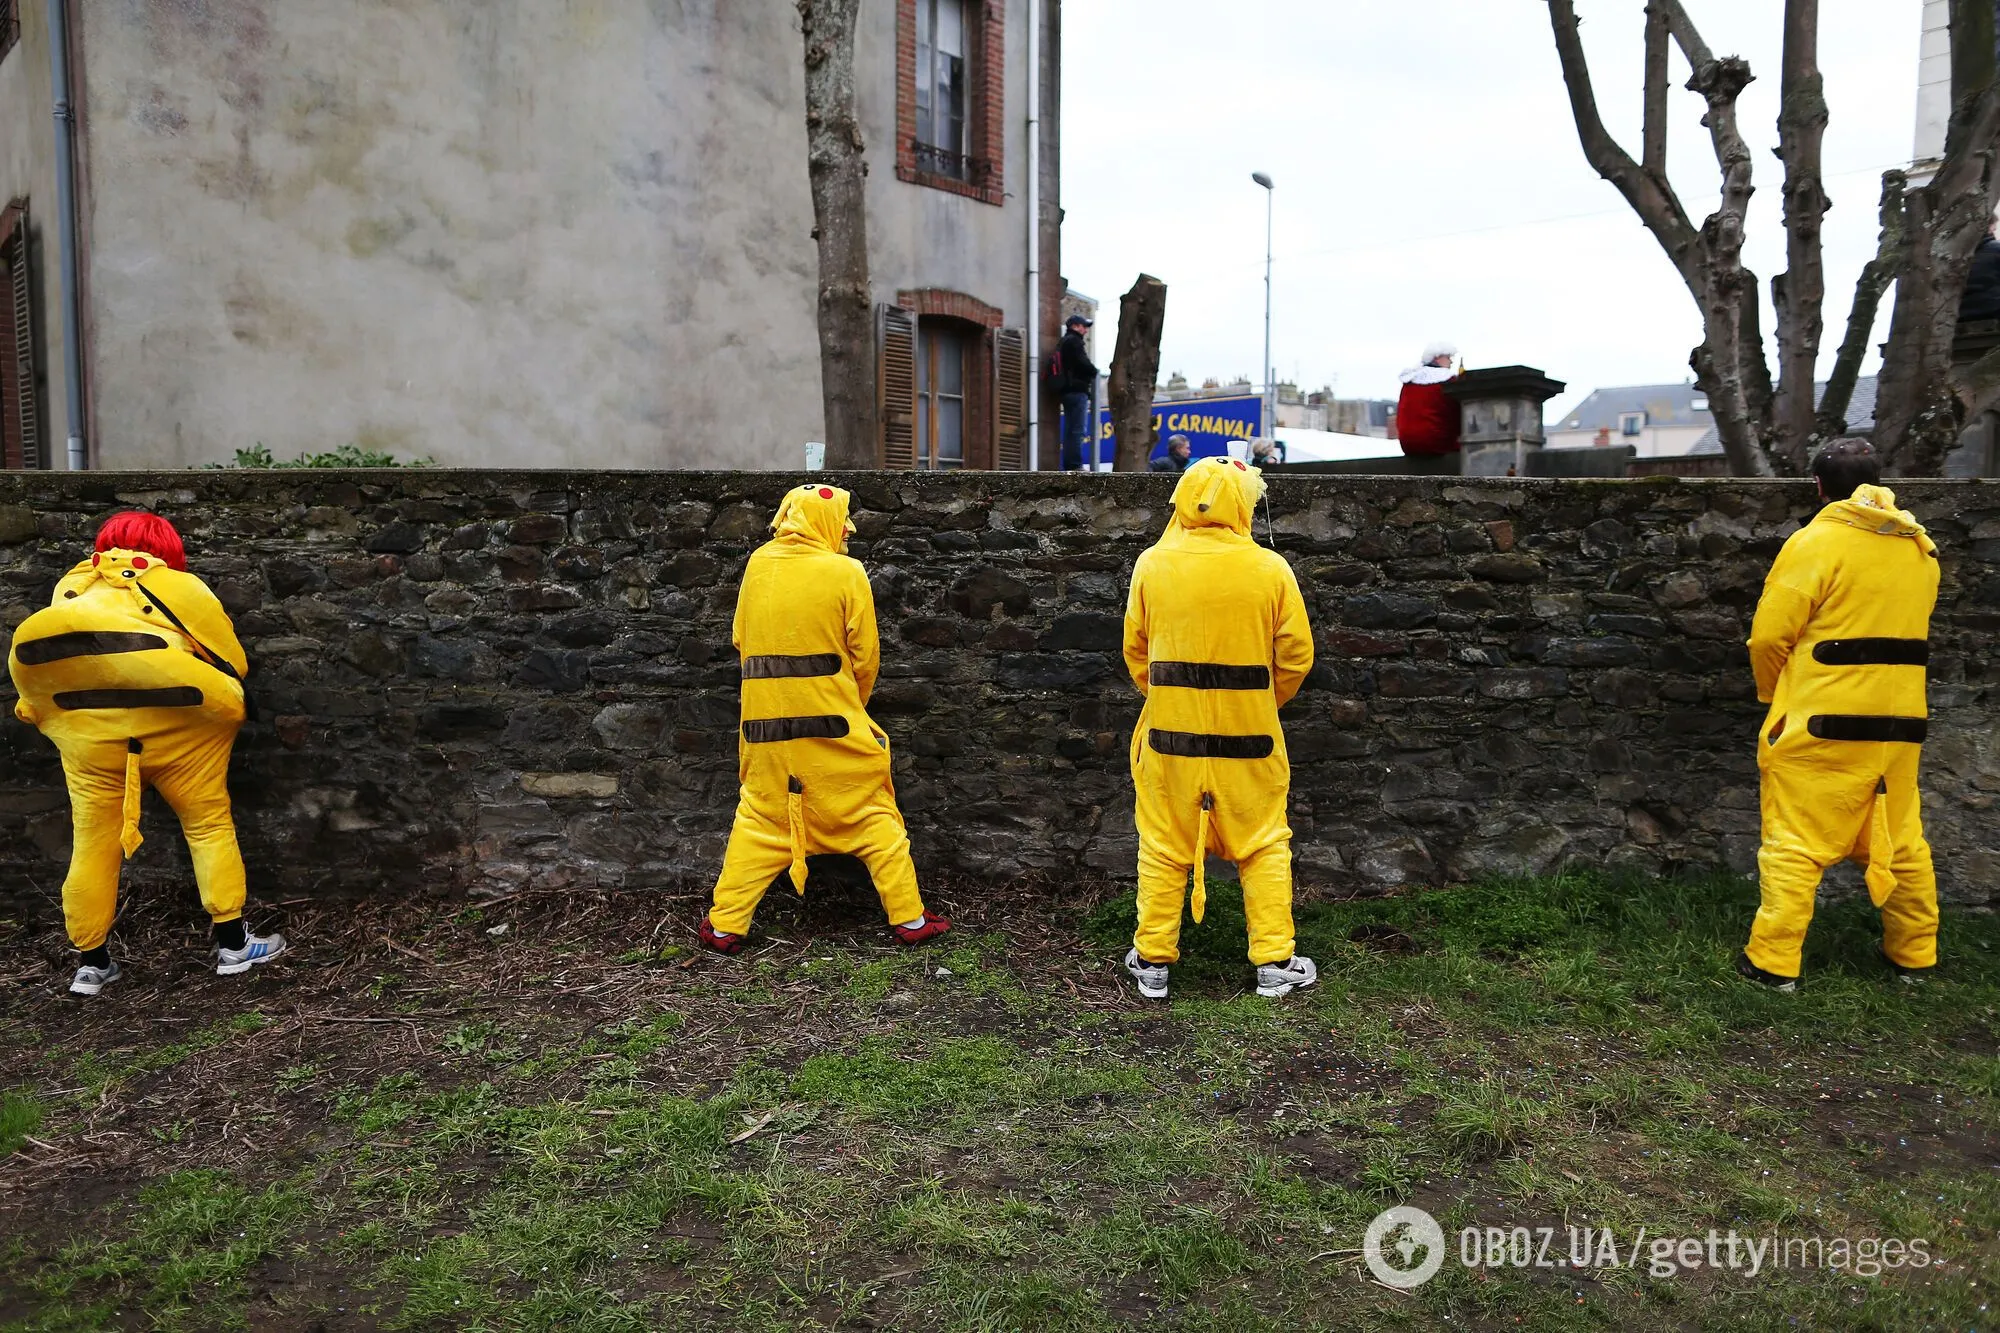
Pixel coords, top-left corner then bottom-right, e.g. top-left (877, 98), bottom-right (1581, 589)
top-left (217, 931), bottom-right (287, 976)
top-left (70, 960), bottom-right (122, 996)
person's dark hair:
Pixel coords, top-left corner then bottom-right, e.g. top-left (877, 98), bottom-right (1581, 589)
top-left (1811, 438), bottom-right (1880, 501)
top-left (1168, 433), bottom-right (1189, 453)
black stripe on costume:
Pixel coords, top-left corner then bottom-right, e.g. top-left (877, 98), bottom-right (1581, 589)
top-left (1149, 661), bottom-right (1272, 690)
top-left (1810, 638), bottom-right (1929, 667)
top-left (54, 687), bottom-right (204, 711)
top-left (741, 653), bottom-right (843, 680)
top-left (14, 631), bottom-right (170, 665)
top-left (1148, 728), bottom-right (1275, 760)
top-left (1806, 714), bottom-right (1927, 743)
top-left (743, 715), bottom-right (850, 743)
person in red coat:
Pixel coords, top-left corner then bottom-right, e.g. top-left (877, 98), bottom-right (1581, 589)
top-left (1396, 342), bottom-right (1461, 456)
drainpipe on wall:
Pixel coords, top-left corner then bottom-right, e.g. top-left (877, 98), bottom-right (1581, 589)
top-left (47, 0), bottom-right (87, 470)
top-left (1025, 0), bottom-right (1040, 471)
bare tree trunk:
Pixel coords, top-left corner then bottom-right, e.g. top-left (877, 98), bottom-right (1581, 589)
top-left (1108, 275), bottom-right (1167, 473)
top-left (800, 0), bottom-right (876, 469)
top-left (1546, 0), bottom-right (1774, 476)
top-left (1550, 0), bottom-right (2000, 476)
top-left (1871, 0), bottom-right (2000, 473)
top-left (1770, 0), bottom-right (1828, 474)
top-left (1819, 171), bottom-right (1908, 435)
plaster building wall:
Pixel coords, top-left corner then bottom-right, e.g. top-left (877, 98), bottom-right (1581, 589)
top-left (858, 1), bottom-right (1030, 329)
top-left (0, 2), bottom-right (73, 458)
top-left (1545, 424), bottom-right (1709, 458)
top-left (2, 472), bottom-right (1996, 918)
top-left (68, 1), bottom-right (1035, 474)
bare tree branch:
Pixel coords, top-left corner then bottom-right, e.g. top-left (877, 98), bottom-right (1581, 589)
top-left (1739, 278), bottom-right (1776, 436)
top-left (1947, 0), bottom-right (1999, 161)
top-left (1643, 4), bottom-right (1670, 178)
top-left (1546, 0), bottom-right (1700, 285)
top-left (1670, 3), bottom-right (1774, 475)
top-left (1546, 0), bottom-right (1773, 476)
top-left (1819, 171), bottom-right (1907, 436)
top-left (1770, 0), bottom-right (1828, 474)
top-left (1651, 0), bottom-right (1715, 69)
top-left (1873, 2), bottom-right (2000, 473)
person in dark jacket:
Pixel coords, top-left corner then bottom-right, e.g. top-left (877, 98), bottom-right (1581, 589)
top-left (1396, 342), bottom-right (1461, 456)
top-left (1057, 314), bottom-right (1099, 470)
top-left (1961, 220), bottom-right (2000, 323)
top-left (1148, 434), bottom-right (1191, 473)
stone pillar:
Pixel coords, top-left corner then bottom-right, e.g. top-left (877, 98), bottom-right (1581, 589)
top-left (1446, 366), bottom-right (1567, 477)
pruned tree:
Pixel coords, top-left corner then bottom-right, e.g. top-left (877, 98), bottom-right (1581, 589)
top-left (1869, 0), bottom-right (2000, 472)
top-left (799, 0), bottom-right (876, 469)
top-left (1108, 274), bottom-right (1168, 472)
top-left (1545, 0), bottom-right (2000, 476)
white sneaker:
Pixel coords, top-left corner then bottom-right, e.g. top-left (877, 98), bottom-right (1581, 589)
top-left (217, 931), bottom-right (287, 976)
top-left (1124, 948), bottom-right (1169, 1000)
top-left (70, 960), bottom-right (121, 996)
top-left (1256, 954), bottom-right (1318, 998)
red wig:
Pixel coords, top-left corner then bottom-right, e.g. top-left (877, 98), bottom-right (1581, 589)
top-left (95, 512), bottom-right (188, 571)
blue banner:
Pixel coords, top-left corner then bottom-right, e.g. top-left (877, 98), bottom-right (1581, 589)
top-left (1087, 394), bottom-right (1266, 463)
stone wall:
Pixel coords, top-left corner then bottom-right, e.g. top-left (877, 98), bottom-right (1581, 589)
top-left (2, 471), bottom-right (1996, 909)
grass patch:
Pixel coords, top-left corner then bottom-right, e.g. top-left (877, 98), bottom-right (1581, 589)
top-left (8, 870), bottom-right (2000, 1329)
top-left (0, 1091), bottom-right (44, 1157)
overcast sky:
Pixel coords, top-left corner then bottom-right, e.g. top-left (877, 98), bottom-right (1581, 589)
top-left (1059, 1), bottom-right (1923, 420)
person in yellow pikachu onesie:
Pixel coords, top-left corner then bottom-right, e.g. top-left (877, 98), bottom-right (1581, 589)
top-left (8, 513), bottom-right (285, 997)
top-left (1123, 456), bottom-right (1318, 999)
top-left (1739, 441), bottom-right (1941, 992)
top-left (698, 484), bottom-right (950, 953)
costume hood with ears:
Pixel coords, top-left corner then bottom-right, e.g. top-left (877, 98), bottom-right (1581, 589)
top-left (1820, 483), bottom-right (1937, 556)
top-left (771, 483), bottom-right (857, 552)
top-left (1165, 456), bottom-right (1265, 541)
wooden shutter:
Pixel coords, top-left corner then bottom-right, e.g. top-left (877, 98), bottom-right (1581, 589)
top-left (877, 302), bottom-right (917, 469)
top-left (993, 326), bottom-right (1027, 470)
top-left (0, 200), bottom-right (37, 471)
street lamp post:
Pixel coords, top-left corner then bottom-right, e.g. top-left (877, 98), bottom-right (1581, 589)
top-left (1251, 172), bottom-right (1274, 445)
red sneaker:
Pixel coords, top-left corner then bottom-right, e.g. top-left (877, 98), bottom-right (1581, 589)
top-left (891, 911), bottom-right (951, 946)
top-left (698, 916), bottom-right (744, 955)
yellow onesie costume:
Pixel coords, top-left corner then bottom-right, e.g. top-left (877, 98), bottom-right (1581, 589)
top-left (8, 548), bottom-right (251, 953)
top-left (704, 484), bottom-right (938, 942)
top-left (1743, 483), bottom-right (1941, 981)
top-left (1124, 457), bottom-right (1315, 970)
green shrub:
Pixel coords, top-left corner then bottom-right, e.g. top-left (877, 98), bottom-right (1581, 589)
top-left (209, 442), bottom-right (434, 469)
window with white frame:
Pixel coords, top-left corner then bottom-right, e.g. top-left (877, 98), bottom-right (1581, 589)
top-left (1619, 411), bottom-right (1645, 437)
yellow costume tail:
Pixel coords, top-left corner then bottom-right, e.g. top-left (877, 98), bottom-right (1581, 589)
top-left (1190, 793), bottom-right (1212, 923)
top-left (786, 776), bottom-right (809, 895)
top-left (1863, 790), bottom-right (1896, 909)
top-left (120, 739), bottom-right (144, 858)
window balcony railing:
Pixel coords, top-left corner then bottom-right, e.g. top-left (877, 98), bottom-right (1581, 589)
top-left (910, 140), bottom-right (994, 186)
